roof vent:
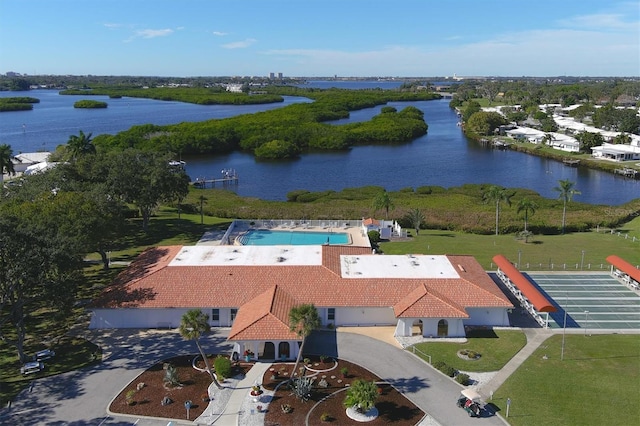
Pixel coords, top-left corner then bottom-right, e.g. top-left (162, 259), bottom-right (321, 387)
top-left (277, 256), bottom-right (287, 263)
top-left (458, 264), bottom-right (466, 272)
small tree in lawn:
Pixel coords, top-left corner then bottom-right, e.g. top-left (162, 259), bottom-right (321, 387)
top-left (343, 379), bottom-right (379, 414)
top-left (553, 179), bottom-right (581, 234)
top-left (179, 309), bottom-right (223, 389)
top-left (482, 185), bottom-right (513, 236)
top-left (405, 208), bottom-right (425, 235)
top-left (288, 304), bottom-right (321, 380)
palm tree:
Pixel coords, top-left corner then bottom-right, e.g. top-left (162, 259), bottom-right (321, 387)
top-left (372, 190), bottom-right (394, 219)
top-left (405, 208), bottom-right (425, 235)
top-left (288, 304), bottom-right (321, 379)
top-left (553, 179), bottom-right (581, 234)
top-left (516, 198), bottom-right (538, 232)
top-left (179, 309), bottom-right (223, 389)
top-left (482, 185), bottom-right (513, 236)
top-left (343, 379), bottom-right (379, 414)
top-left (66, 130), bottom-right (95, 160)
top-left (0, 144), bottom-right (16, 183)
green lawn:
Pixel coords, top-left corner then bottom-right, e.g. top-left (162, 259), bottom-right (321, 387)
top-left (411, 329), bottom-right (527, 372)
top-left (493, 334), bottom-right (640, 426)
top-left (380, 220), bottom-right (640, 270)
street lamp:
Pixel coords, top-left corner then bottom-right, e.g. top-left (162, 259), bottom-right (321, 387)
top-left (561, 305), bottom-right (568, 360)
top-left (584, 310), bottom-right (590, 336)
top-left (581, 250), bottom-right (585, 270)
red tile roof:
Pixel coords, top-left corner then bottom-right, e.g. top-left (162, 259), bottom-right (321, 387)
top-left (363, 218), bottom-right (380, 226)
top-left (394, 284), bottom-right (468, 318)
top-left (94, 246), bottom-right (513, 328)
top-left (228, 286), bottom-right (301, 341)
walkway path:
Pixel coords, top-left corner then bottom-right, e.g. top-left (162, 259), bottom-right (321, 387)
top-left (477, 328), bottom-right (551, 398)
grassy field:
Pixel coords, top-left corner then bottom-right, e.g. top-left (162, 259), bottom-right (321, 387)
top-left (412, 329), bottom-right (527, 372)
top-left (380, 216), bottom-right (640, 270)
top-left (493, 334), bottom-right (640, 426)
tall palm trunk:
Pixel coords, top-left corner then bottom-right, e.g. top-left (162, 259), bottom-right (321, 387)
top-left (290, 337), bottom-right (307, 380)
top-left (195, 339), bottom-right (223, 389)
top-left (561, 200), bottom-right (567, 234)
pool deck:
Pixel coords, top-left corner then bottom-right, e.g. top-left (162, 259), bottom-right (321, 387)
top-left (198, 219), bottom-right (372, 247)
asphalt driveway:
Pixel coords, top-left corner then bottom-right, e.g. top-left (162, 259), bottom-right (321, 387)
top-left (1, 328), bottom-right (506, 425)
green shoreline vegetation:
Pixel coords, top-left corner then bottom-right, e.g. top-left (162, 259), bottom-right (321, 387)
top-left (73, 99), bottom-right (107, 109)
top-left (0, 96), bottom-right (39, 112)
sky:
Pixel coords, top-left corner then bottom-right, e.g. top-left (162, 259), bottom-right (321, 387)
top-left (0, 0), bottom-right (638, 78)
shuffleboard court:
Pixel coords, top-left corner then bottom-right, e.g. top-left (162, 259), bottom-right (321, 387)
top-left (524, 272), bottom-right (640, 330)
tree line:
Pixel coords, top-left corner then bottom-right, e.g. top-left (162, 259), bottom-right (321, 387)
top-left (90, 87), bottom-right (438, 159)
top-left (0, 138), bottom-right (189, 362)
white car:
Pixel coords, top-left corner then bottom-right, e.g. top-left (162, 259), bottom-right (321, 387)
top-left (34, 349), bottom-right (55, 361)
top-left (20, 361), bottom-right (44, 375)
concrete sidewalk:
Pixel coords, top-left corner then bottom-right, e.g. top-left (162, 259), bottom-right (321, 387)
top-left (197, 362), bottom-right (272, 425)
top-left (477, 328), bottom-right (551, 398)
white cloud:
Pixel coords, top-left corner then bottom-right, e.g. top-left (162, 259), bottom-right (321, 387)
top-left (222, 38), bottom-right (256, 49)
top-left (263, 23), bottom-right (639, 76)
top-left (558, 12), bottom-right (638, 32)
top-left (103, 23), bottom-right (122, 29)
top-left (136, 28), bottom-right (174, 39)
top-left (213, 31), bottom-right (228, 36)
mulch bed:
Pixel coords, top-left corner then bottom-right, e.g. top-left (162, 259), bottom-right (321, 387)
top-left (263, 356), bottom-right (424, 425)
top-left (110, 354), bottom-right (424, 425)
top-left (109, 354), bottom-right (249, 420)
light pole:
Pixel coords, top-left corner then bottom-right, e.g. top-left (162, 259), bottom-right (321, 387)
top-left (581, 250), bottom-right (585, 270)
top-left (518, 250), bottom-right (521, 268)
top-left (561, 305), bottom-right (568, 360)
top-left (584, 310), bottom-right (590, 336)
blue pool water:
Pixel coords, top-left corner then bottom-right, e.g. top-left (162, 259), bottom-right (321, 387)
top-left (239, 229), bottom-right (349, 245)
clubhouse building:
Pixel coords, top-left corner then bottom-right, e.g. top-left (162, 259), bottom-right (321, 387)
top-left (90, 241), bottom-right (513, 361)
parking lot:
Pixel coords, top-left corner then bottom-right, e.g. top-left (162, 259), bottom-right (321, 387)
top-left (525, 272), bottom-right (640, 330)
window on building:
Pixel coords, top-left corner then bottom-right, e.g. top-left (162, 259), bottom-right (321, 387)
top-left (328, 308), bottom-right (335, 321)
top-left (231, 308), bottom-right (238, 321)
top-left (211, 309), bottom-right (220, 321)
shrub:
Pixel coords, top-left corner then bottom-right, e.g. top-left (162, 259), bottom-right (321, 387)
top-left (367, 230), bottom-right (380, 243)
top-left (455, 373), bottom-right (470, 385)
top-left (340, 367), bottom-right (349, 377)
top-left (281, 403), bottom-right (293, 413)
top-left (343, 380), bottom-right (378, 413)
top-left (319, 355), bottom-right (327, 363)
top-left (214, 355), bottom-right (232, 380)
top-left (289, 377), bottom-right (314, 402)
top-left (320, 412), bottom-right (332, 421)
top-left (303, 357), bottom-right (310, 365)
top-left (432, 360), bottom-right (446, 370)
top-left (125, 389), bottom-right (136, 405)
top-left (442, 365), bottom-right (456, 377)
top-left (163, 363), bottom-right (181, 387)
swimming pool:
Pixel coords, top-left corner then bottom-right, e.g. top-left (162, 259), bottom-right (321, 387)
top-left (238, 229), bottom-right (350, 246)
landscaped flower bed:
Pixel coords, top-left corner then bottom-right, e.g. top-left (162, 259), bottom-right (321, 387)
top-left (110, 355), bottom-right (249, 420)
top-left (263, 356), bottom-right (424, 425)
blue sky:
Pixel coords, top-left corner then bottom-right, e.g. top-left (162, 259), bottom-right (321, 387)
top-left (0, 0), bottom-right (638, 77)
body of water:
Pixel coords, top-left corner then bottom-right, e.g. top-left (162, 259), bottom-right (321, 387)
top-left (1, 88), bottom-right (638, 205)
top-left (0, 90), bottom-right (311, 153)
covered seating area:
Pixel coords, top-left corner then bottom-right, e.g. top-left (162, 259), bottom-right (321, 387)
top-left (493, 254), bottom-right (557, 327)
top-left (607, 255), bottom-right (640, 290)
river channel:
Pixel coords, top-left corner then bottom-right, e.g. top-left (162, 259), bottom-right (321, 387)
top-left (1, 87), bottom-right (638, 205)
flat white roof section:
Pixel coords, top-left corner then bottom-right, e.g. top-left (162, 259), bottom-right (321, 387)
top-left (340, 254), bottom-right (460, 279)
top-left (169, 245), bottom-right (323, 266)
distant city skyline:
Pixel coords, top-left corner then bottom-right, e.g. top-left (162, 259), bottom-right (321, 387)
top-left (0, 0), bottom-right (638, 78)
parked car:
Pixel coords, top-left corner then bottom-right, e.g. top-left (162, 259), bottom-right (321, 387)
top-left (34, 349), bottom-right (55, 361)
top-left (456, 388), bottom-right (485, 417)
top-left (20, 361), bottom-right (44, 375)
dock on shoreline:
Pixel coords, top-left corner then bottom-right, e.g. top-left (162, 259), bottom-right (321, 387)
top-left (192, 168), bottom-right (239, 188)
